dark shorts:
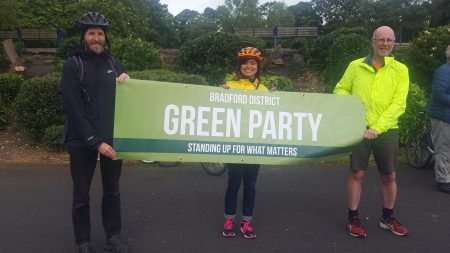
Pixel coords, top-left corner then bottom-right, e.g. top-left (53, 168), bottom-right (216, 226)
top-left (350, 129), bottom-right (399, 173)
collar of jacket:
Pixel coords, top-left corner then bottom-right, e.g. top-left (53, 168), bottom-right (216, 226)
top-left (360, 55), bottom-right (395, 72)
top-left (71, 48), bottom-right (111, 60)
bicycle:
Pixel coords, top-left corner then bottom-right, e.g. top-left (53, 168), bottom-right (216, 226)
top-left (405, 122), bottom-right (434, 170)
top-left (139, 160), bottom-right (227, 175)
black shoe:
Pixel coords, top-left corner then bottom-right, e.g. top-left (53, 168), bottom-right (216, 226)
top-left (436, 182), bottom-right (450, 193)
top-left (104, 236), bottom-right (130, 253)
top-left (78, 242), bottom-right (94, 253)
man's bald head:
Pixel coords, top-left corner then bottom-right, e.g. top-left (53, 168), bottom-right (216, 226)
top-left (371, 26), bottom-right (396, 60)
top-left (372, 26), bottom-right (396, 41)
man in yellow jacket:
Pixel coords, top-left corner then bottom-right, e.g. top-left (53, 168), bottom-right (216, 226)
top-left (334, 26), bottom-right (409, 238)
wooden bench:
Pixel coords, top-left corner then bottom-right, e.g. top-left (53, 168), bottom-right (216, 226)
top-left (233, 27), bottom-right (319, 38)
top-left (0, 29), bottom-right (58, 41)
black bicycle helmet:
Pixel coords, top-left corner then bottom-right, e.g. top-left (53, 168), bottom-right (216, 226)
top-left (79, 12), bottom-right (109, 35)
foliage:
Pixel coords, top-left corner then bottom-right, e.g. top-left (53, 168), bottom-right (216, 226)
top-left (0, 74), bottom-right (25, 128)
top-left (429, 0), bottom-right (450, 27)
top-left (13, 73), bottom-right (64, 141)
top-left (57, 36), bottom-right (80, 60)
top-left (300, 27), bottom-right (370, 92)
top-left (324, 33), bottom-right (371, 92)
top-left (404, 26), bottom-right (450, 93)
top-left (0, 43), bottom-right (8, 72)
top-left (0, 73), bottom-right (24, 106)
top-left (176, 9), bottom-right (219, 45)
top-left (111, 34), bottom-right (164, 71)
top-left (129, 69), bottom-right (208, 85)
top-left (312, 0), bottom-right (430, 42)
top-left (217, 0), bottom-right (263, 31)
top-left (260, 2), bottom-right (295, 27)
top-left (261, 75), bottom-right (296, 91)
top-left (398, 82), bottom-right (429, 145)
top-left (17, 0), bottom-right (179, 48)
top-left (178, 32), bottom-right (265, 85)
top-left (0, 0), bottom-right (22, 29)
top-left (223, 73), bottom-right (295, 91)
top-left (42, 124), bottom-right (64, 149)
top-left (308, 27), bottom-right (369, 70)
top-left (56, 35), bottom-right (165, 71)
top-left (287, 1), bottom-right (322, 27)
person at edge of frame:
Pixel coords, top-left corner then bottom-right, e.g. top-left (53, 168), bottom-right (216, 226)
top-left (333, 26), bottom-right (409, 238)
top-left (60, 12), bottom-right (130, 253)
top-left (428, 44), bottom-right (450, 194)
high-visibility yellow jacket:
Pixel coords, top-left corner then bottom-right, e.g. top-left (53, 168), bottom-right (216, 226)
top-left (333, 56), bottom-right (409, 134)
top-left (227, 78), bottom-right (268, 91)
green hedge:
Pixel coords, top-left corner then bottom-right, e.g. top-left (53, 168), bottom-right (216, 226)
top-left (223, 74), bottom-right (296, 91)
top-left (404, 25), bottom-right (450, 93)
top-left (58, 35), bottom-right (165, 71)
top-left (398, 82), bottom-right (429, 145)
top-left (129, 69), bottom-right (208, 85)
top-left (42, 124), bottom-right (65, 149)
top-left (0, 73), bottom-right (25, 128)
top-left (13, 73), bottom-right (64, 141)
top-left (179, 32), bottom-right (265, 85)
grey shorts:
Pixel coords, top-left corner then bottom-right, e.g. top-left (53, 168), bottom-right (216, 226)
top-left (350, 129), bottom-right (399, 173)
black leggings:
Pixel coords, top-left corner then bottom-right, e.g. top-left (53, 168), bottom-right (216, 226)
top-left (68, 146), bottom-right (122, 244)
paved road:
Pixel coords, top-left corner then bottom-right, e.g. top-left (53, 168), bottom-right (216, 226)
top-left (0, 161), bottom-right (448, 253)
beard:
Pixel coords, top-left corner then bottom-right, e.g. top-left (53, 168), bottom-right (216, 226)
top-left (86, 42), bottom-right (105, 54)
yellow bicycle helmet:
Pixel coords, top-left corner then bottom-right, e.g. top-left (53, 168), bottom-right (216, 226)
top-left (237, 47), bottom-right (263, 64)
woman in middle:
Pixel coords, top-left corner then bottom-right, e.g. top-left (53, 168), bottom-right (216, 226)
top-left (222, 47), bottom-right (270, 240)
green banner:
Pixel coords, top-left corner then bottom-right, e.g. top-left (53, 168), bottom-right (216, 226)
top-left (114, 79), bottom-right (366, 164)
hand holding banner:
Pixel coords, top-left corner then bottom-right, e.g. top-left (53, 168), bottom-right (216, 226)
top-left (114, 79), bottom-right (366, 165)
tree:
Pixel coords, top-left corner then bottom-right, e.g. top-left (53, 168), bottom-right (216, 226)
top-left (312, 0), bottom-right (371, 32)
top-left (287, 1), bottom-right (322, 27)
top-left (176, 9), bottom-right (220, 44)
top-left (430, 0), bottom-right (450, 27)
top-left (218, 0), bottom-right (263, 31)
top-left (0, 0), bottom-right (23, 29)
top-left (260, 1), bottom-right (295, 27)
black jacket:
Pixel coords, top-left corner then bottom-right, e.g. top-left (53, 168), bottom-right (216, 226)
top-left (61, 49), bottom-right (126, 149)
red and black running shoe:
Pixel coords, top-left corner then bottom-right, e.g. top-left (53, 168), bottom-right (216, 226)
top-left (240, 220), bottom-right (256, 239)
top-left (222, 219), bottom-right (235, 237)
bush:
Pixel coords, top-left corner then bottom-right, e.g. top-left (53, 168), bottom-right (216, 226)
top-left (13, 73), bottom-right (64, 141)
top-left (0, 73), bottom-right (24, 105)
top-left (42, 124), bottom-right (65, 149)
top-left (324, 33), bottom-right (371, 92)
top-left (404, 26), bottom-right (450, 93)
top-left (0, 43), bottom-right (9, 72)
top-left (178, 32), bottom-right (265, 85)
top-left (57, 36), bottom-right (80, 60)
top-left (308, 27), bottom-right (369, 70)
top-left (129, 69), bottom-right (208, 85)
top-left (0, 73), bottom-right (24, 128)
top-left (111, 34), bottom-right (165, 71)
top-left (223, 73), bottom-right (295, 91)
top-left (398, 82), bottom-right (429, 145)
top-left (262, 75), bottom-right (296, 91)
top-left (58, 35), bottom-right (165, 72)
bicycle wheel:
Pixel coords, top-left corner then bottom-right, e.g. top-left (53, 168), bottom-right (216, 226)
top-left (154, 161), bottom-right (181, 167)
top-left (201, 162), bottom-right (227, 176)
top-left (139, 160), bottom-right (155, 164)
top-left (405, 130), bottom-right (433, 169)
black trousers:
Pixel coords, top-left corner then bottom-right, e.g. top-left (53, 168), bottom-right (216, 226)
top-left (224, 164), bottom-right (260, 217)
top-left (68, 146), bottom-right (122, 244)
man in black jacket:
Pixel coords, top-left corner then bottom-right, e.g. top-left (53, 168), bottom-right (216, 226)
top-left (61, 12), bottom-right (130, 253)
